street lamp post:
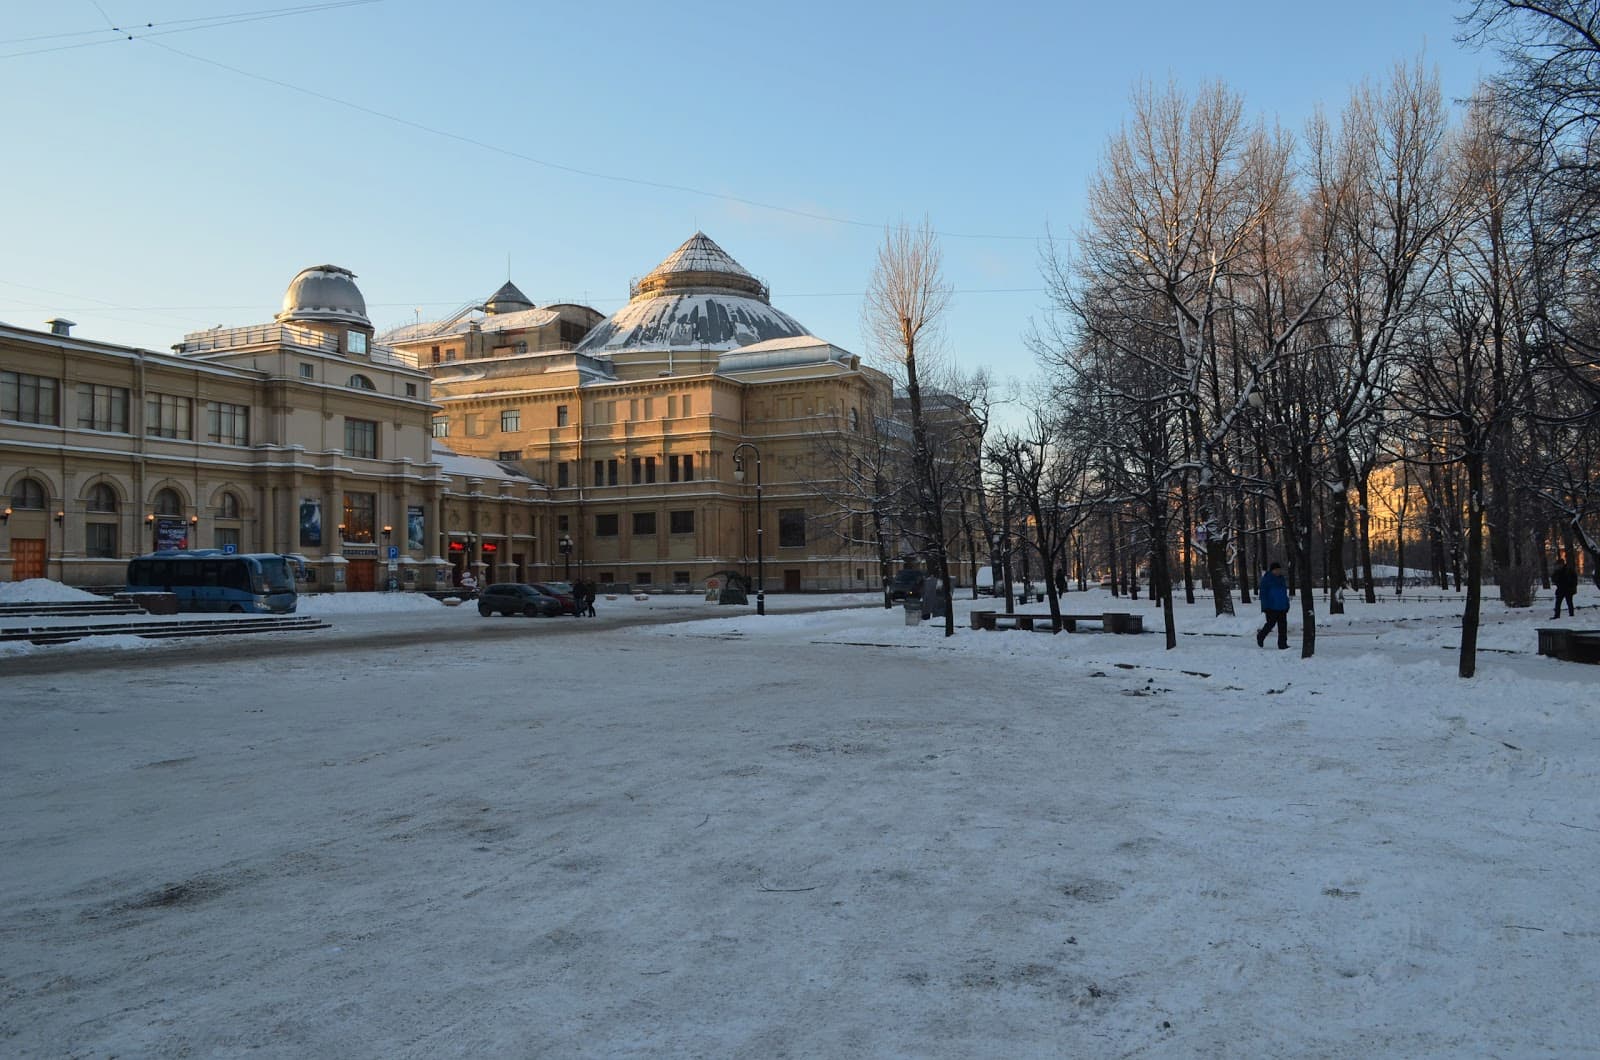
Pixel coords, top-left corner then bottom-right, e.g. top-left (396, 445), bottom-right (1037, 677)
top-left (732, 442), bottom-right (765, 616)
top-left (558, 534), bottom-right (572, 582)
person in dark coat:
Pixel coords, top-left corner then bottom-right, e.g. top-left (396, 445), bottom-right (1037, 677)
top-left (1256, 561), bottom-right (1290, 649)
top-left (1551, 558), bottom-right (1578, 618)
top-left (1055, 568), bottom-right (1069, 595)
top-left (583, 581), bottom-right (597, 618)
top-left (920, 573), bottom-right (945, 621)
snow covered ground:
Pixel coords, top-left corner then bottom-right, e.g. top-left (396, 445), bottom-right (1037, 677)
top-left (1, 583), bottom-right (1596, 1057)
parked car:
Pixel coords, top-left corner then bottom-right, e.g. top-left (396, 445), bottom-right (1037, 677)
top-left (530, 582), bottom-right (577, 614)
top-left (478, 583), bottom-right (563, 617)
top-left (885, 568), bottom-right (924, 604)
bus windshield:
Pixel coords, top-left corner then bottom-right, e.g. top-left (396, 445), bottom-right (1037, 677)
top-left (255, 557), bottom-right (297, 594)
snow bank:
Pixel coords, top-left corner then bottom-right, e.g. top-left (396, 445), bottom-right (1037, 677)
top-left (294, 592), bottom-right (446, 615)
top-left (0, 579), bottom-right (102, 603)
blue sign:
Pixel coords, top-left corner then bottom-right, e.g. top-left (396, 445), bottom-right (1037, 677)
top-left (387, 545), bottom-right (399, 560)
top-left (223, 543), bottom-right (237, 555)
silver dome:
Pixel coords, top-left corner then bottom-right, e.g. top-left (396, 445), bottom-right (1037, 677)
top-left (277, 265), bottom-right (370, 326)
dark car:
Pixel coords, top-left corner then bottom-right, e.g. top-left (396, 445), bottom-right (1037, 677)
top-left (478, 583), bottom-right (563, 617)
top-left (530, 582), bottom-right (577, 614)
top-left (885, 568), bottom-right (924, 605)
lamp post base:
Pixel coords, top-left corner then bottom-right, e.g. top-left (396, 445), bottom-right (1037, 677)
top-left (756, 589), bottom-right (765, 615)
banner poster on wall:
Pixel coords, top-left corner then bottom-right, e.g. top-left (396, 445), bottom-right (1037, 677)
top-left (407, 506), bottom-right (425, 551)
top-left (299, 500), bottom-right (322, 547)
top-left (155, 519), bottom-right (188, 551)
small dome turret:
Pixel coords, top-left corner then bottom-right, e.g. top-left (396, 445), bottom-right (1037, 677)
top-left (277, 265), bottom-right (370, 327)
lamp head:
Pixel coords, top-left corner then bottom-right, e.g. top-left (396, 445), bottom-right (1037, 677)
top-left (1, 506), bottom-right (10, 524)
top-left (55, 509), bottom-right (66, 524)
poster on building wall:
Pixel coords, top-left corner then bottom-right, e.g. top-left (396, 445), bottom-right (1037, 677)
top-left (155, 519), bottom-right (188, 551)
top-left (407, 506), bottom-right (425, 551)
top-left (299, 500), bottom-right (322, 547)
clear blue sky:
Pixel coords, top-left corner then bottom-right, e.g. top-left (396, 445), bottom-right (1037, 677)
top-left (2, 0), bottom-right (1495, 413)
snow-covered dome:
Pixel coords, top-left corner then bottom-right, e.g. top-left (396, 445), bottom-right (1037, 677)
top-left (574, 233), bottom-right (809, 354)
top-left (277, 265), bottom-right (370, 327)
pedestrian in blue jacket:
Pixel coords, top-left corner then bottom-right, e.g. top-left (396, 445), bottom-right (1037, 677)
top-left (1256, 562), bottom-right (1290, 649)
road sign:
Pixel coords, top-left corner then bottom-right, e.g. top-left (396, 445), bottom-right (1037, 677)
top-left (223, 543), bottom-right (237, 555)
top-left (386, 545), bottom-right (399, 560)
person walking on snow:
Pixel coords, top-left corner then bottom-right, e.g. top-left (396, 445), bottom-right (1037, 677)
top-left (1551, 558), bottom-right (1578, 619)
top-left (1256, 561), bottom-right (1290, 649)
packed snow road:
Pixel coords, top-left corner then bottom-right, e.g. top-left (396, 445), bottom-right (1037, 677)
top-left (1, 590), bottom-right (1595, 1057)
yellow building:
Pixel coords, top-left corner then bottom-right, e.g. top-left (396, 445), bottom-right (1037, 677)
top-left (384, 233), bottom-right (896, 592)
top-left (2, 266), bottom-right (544, 591)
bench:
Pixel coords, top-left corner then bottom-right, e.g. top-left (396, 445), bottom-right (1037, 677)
top-left (1537, 627), bottom-right (1600, 664)
top-left (971, 610), bottom-right (1144, 634)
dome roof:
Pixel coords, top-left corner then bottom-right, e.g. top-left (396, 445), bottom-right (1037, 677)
top-left (575, 233), bottom-right (809, 354)
top-left (277, 265), bottom-right (370, 327)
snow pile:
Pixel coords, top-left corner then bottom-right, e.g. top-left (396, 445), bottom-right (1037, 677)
top-left (0, 579), bottom-right (101, 603)
top-left (294, 592), bottom-right (445, 615)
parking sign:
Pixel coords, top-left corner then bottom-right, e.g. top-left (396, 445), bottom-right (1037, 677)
top-left (387, 545), bottom-right (399, 560)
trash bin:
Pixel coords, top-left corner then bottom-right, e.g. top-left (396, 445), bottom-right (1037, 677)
top-left (903, 598), bottom-right (922, 626)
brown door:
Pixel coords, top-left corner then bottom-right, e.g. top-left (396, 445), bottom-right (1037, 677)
top-left (783, 569), bottom-right (802, 593)
top-left (12, 539), bottom-right (47, 580)
top-left (346, 559), bottom-right (375, 592)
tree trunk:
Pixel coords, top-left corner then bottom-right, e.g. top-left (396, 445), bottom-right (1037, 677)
top-left (1357, 472), bottom-right (1376, 604)
top-left (1459, 450), bottom-right (1484, 678)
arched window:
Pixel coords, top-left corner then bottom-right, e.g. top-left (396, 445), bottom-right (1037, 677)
top-left (349, 374), bottom-right (376, 390)
top-left (153, 488), bottom-right (183, 516)
top-left (218, 491), bottom-right (241, 519)
top-left (10, 477), bottom-right (46, 509)
top-left (86, 483), bottom-right (118, 513)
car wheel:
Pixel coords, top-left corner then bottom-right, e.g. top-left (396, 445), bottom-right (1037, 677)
top-left (478, 604), bottom-right (492, 617)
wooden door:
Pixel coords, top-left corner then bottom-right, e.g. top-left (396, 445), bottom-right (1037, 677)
top-left (783, 569), bottom-right (801, 593)
top-left (12, 538), bottom-right (47, 580)
top-left (346, 559), bottom-right (375, 592)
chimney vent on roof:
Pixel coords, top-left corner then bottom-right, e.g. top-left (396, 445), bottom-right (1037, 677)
top-left (46, 318), bottom-right (76, 337)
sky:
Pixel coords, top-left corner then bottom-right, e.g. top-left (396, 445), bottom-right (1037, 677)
top-left (4, 583), bottom-right (1597, 1054)
top-left (1, 1), bottom-right (1499, 415)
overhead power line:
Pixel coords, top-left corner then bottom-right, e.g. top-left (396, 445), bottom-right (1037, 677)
top-left (0, 1), bottom-right (380, 58)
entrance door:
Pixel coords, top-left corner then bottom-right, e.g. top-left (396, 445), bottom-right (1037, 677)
top-left (346, 559), bottom-right (376, 592)
top-left (783, 569), bottom-right (802, 592)
top-left (12, 539), bottom-right (47, 580)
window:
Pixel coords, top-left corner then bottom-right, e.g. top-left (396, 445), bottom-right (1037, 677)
top-left (213, 527), bottom-right (240, 552)
top-left (345, 418), bottom-right (377, 458)
top-left (145, 394), bottom-right (192, 439)
top-left (77, 383), bottom-right (129, 432)
top-left (498, 450), bottom-right (521, 461)
top-left (86, 522), bottom-right (117, 558)
top-left (644, 457), bottom-right (656, 483)
top-left (779, 508), bottom-right (806, 548)
top-left (558, 514), bottom-right (569, 533)
top-left (2, 371), bottom-right (60, 425)
top-left (153, 488), bottom-right (183, 516)
top-left (632, 511), bottom-right (656, 535)
top-left (667, 395), bottom-right (677, 418)
top-left (206, 401), bottom-right (249, 445)
top-left (87, 483), bottom-right (118, 513)
top-left (405, 382), bottom-right (418, 397)
top-left (557, 404), bottom-right (569, 427)
top-left (593, 460), bottom-right (604, 486)
top-left (683, 394), bottom-right (693, 416)
top-left (635, 570), bottom-right (653, 585)
top-left (668, 455), bottom-right (694, 482)
top-left (643, 397), bottom-right (654, 419)
top-left (299, 363), bottom-right (315, 379)
top-left (557, 462), bottom-right (570, 488)
top-left (669, 509), bottom-right (694, 534)
top-left (349, 374), bottom-right (376, 390)
top-left (607, 459), bottom-right (619, 486)
top-left (348, 331), bottom-right (368, 355)
top-left (673, 570), bottom-right (691, 586)
top-left (445, 348), bottom-right (458, 361)
top-left (595, 513), bottom-right (618, 537)
top-left (430, 345), bottom-right (441, 364)
top-left (501, 409), bottom-right (520, 432)
top-left (218, 492), bottom-right (241, 519)
top-left (343, 492), bottom-right (376, 542)
top-left (10, 477), bottom-right (46, 509)
top-left (432, 418), bottom-right (449, 439)
top-left (850, 407), bottom-right (860, 431)
top-left (630, 457), bottom-right (642, 484)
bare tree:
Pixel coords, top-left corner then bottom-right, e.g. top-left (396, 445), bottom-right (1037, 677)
top-left (864, 219), bottom-right (959, 635)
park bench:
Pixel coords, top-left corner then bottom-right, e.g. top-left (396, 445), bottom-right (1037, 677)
top-left (970, 610), bottom-right (1144, 634)
top-left (1536, 627), bottom-right (1600, 664)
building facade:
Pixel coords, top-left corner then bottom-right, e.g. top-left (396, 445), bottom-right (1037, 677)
top-left (1, 266), bottom-right (545, 590)
top-left (384, 233), bottom-right (897, 591)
